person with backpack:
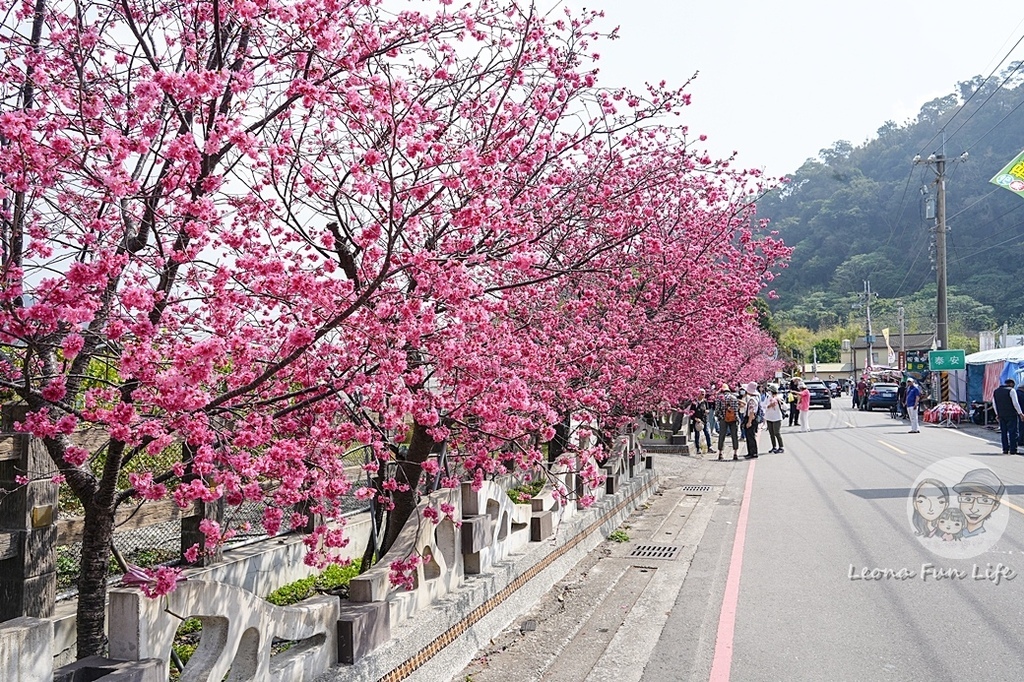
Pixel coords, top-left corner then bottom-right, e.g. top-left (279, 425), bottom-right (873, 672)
top-left (743, 381), bottom-right (761, 459)
top-left (715, 383), bottom-right (740, 461)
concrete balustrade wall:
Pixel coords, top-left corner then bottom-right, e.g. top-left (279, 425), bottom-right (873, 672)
top-left (108, 581), bottom-right (339, 682)
top-left (0, 428), bottom-right (653, 682)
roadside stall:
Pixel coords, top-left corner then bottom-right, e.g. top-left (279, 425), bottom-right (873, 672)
top-left (965, 345), bottom-right (1024, 402)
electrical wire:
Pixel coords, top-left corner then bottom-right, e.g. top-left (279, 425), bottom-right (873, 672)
top-left (944, 188), bottom-right (1001, 223)
top-left (942, 61), bottom-right (1024, 147)
top-left (964, 95), bottom-right (1024, 154)
top-left (891, 236), bottom-right (930, 300)
top-left (954, 222), bottom-right (1024, 258)
top-left (864, 164), bottom-right (923, 288)
top-left (917, 27), bottom-right (1024, 156)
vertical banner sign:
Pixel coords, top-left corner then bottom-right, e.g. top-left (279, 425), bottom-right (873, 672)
top-left (882, 328), bottom-right (895, 366)
top-left (991, 148), bottom-right (1024, 198)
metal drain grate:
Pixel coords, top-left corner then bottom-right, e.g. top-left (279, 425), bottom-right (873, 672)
top-left (628, 544), bottom-right (681, 560)
top-left (680, 485), bottom-right (712, 492)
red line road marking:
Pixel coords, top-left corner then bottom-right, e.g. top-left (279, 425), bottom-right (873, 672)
top-left (709, 459), bottom-right (757, 682)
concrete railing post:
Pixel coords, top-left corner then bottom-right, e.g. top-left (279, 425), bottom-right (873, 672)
top-left (0, 405), bottom-right (57, 622)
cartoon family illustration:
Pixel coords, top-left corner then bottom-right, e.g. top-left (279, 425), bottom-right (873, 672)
top-left (911, 468), bottom-right (1005, 542)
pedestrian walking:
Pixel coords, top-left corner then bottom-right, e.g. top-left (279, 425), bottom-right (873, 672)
top-left (714, 384), bottom-right (740, 461)
top-left (992, 378), bottom-right (1023, 453)
top-left (764, 385), bottom-right (785, 453)
top-left (798, 382), bottom-right (811, 432)
top-left (742, 381), bottom-right (760, 459)
top-left (905, 377), bottom-right (923, 434)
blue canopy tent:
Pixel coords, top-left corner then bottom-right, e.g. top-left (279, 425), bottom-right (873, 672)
top-left (964, 346), bottom-right (1024, 402)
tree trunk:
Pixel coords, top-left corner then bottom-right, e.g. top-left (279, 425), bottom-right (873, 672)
top-left (75, 437), bottom-right (124, 659)
top-left (76, 499), bottom-right (115, 658)
top-left (379, 422), bottom-right (434, 555)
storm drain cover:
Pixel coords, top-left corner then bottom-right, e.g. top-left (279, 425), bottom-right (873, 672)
top-left (681, 485), bottom-right (712, 492)
top-left (629, 544), bottom-right (681, 560)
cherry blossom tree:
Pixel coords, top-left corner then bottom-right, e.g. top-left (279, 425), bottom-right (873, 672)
top-left (0, 0), bottom-right (786, 659)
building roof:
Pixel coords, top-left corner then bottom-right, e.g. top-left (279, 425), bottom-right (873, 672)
top-left (851, 332), bottom-right (935, 351)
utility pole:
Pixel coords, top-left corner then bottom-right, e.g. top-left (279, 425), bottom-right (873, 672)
top-left (898, 301), bottom-right (905, 361)
top-left (863, 280), bottom-right (875, 371)
top-left (914, 142), bottom-right (967, 352)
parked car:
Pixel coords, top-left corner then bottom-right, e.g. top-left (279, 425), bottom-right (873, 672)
top-left (866, 382), bottom-right (899, 411)
top-left (804, 381), bottom-right (832, 409)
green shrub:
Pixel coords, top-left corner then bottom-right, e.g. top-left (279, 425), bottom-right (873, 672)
top-left (507, 478), bottom-right (545, 505)
top-left (265, 561), bottom-right (361, 606)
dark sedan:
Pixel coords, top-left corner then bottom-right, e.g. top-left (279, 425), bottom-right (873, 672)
top-left (804, 381), bottom-right (832, 409)
top-left (866, 382), bottom-right (900, 411)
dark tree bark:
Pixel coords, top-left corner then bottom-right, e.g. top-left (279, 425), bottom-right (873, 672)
top-left (379, 422), bottom-right (435, 556)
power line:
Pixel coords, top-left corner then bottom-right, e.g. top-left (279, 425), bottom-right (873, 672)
top-left (917, 27), bottom-right (1024, 155)
top-left (944, 188), bottom-right (1000, 223)
top-left (917, 27), bottom-right (1024, 156)
top-left (954, 221), bottom-right (1024, 258)
top-left (942, 60), bottom-right (1024, 146)
top-left (964, 94), bottom-right (1024, 154)
top-left (865, 164), bottom-right (924, 287)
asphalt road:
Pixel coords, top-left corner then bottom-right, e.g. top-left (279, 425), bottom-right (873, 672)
top-left (647, 402), bottom-right (1024, 682)
top-left (462, 403), bottom-right (1024, 681)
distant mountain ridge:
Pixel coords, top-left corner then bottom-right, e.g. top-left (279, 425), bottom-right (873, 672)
top-left (756, 65), bottom-right (1024, 334)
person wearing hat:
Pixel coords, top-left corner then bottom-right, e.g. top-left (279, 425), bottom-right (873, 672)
top-left (953, 468), bottom-right (1005, 537)
top-left (992, 377), bottom-right (1024, 454)
top-left (742, 381), bottom-right (761, 458)
top-left (905, 377), bottom-right (923, 433)
top-left (763, 385), bottom-right (785, 453)
top-left (714, 384), bottom-right (740, 461)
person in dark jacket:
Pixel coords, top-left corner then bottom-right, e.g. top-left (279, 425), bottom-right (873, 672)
top-left (992, 378), bottom-right (1023, 455)
top-left (1015, 383), bottom-right (1024, 450)
top-left (897, 380), bottom-right (908, 419)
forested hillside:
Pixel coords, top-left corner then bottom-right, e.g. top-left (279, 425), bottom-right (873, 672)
top-left (758, 65), bottom-right (1024, 337)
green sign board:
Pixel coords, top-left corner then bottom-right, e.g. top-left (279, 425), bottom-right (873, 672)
top-left (906, 349), bottom-right (928, 372)
top-left (928, 350), bottom-right (966, 371)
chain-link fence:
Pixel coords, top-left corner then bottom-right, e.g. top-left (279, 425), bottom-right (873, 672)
top-left (54, 441), bottom-right (374, 598)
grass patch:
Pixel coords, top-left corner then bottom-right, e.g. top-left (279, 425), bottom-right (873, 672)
top-left (608, 529), bottom-right (629, 543)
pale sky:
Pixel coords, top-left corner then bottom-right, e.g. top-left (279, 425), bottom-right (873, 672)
top-left (584, 0), bottom-right (1024, 178)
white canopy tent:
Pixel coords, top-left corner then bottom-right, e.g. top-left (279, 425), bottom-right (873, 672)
top-left (964, 345), bottom-right (1024, 364)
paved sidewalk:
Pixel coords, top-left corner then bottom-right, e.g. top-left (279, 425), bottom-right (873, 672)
top-left (459, 448), bottom-right (747, 682)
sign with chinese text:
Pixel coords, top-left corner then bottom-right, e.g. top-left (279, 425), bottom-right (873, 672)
top-left (991, 148), bottom-right (1024, 199)
top-left (927, 349), bottom-right (966, 371)
top-left (906, 350), bottom-right (928, 372)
